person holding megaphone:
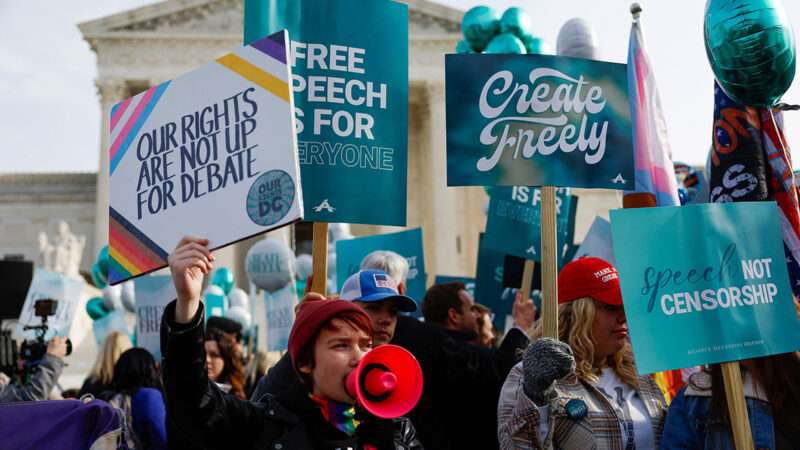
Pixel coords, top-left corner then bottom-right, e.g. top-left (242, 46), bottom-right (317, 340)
top-left (161, 236), bottom-right (423, 450)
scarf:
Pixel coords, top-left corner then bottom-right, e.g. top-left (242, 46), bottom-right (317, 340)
top-left (309, 393), bottom-right (360, 436)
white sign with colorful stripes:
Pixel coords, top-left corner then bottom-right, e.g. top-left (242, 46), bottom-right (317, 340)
top-left (108, 30), bottom-right (303, 284)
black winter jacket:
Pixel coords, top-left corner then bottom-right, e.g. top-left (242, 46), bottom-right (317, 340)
top-left (160, 301), bottom-right (422, 450)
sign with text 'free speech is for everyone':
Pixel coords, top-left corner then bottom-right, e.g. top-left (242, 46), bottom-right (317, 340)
top-left (446, 54), bottom-right (633, 189)
top-left (108, 31), bottom-right (302, 285)
top-left (261, 0), bottom-right (409, 225)
top-left (484, 186), bottom-right (575, 262)
top-left (611, 202), bottom-right (800, 374)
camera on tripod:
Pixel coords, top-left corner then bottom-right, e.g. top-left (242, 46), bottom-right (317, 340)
top-left (19, 299), bottom-right (73, 362)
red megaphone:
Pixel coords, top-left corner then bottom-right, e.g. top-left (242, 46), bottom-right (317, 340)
top-left (345, 344), bottom-right (423, 419)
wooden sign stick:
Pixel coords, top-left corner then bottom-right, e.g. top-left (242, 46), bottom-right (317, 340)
top-left (310, 222), bottom-right (329, 295)
top-left (520, 259), bottom-right (536, 309)
top-left (540, 186), bottom-right (559, 339)
top-left (721, 362), bottom-right (754, 450)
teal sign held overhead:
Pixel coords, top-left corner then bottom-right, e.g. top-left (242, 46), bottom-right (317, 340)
top-left (245, 0), bottom-right (408, 225)
top-left (446, 54), bottom-right (633, 189)
top-left (611, 202), bottom-right (800, 374)
top-left (474, 234), bottom-right (516, 331)
top-left (336, 228), bottom-right (426, 307)
top-left (484, 186), bottom-right (575, 263)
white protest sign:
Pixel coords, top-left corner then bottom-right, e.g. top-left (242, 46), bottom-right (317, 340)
top-left (265, 285), bottom-right (296, 352)
top-left (134, 275), bottom-right (176, 360)
top-left (108, 30), bottom-right (302, 284)
top-left (15, 269), bottom-right (84, 340)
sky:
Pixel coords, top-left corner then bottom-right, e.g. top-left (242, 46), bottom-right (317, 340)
top-left (2, 0), bottom-right (800, 173)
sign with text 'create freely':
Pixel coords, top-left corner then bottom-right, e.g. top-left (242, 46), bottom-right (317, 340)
top-left (108, 31), bottom-right (302, 284)
top-left (257, 0), bottom-right (408, 225)
top-left (611, 202), bottom-right (800, 374)
top-left (446, 54), bottom-right (633, 189)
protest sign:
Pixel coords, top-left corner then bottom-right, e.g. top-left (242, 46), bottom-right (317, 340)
top-left (446, 54), bottom-right (633, 189)
top-left (15, 269), bottom-right (84, 341)
top-left (474, 234), bottom-right (516, 331)
top-left (611, 202), bottom-right (800, 374)
top-left (433, 276), bottom-right (475, 298)
top-left (265, 285), bottom-right (296, 351)
top-left (92, 310), bottom-right (130, 348)
top-left (134, 276), bottom-right (175, 360)
top-left (335, 228), bottom-right (426, 303)
top-left (108, 31), bottom-right (302, 285)
top-left (573, 216), bottom-right (615, 265)
top-left (252, 0), bottom-right (409, 225)
top-left (484, 186), bottom-right (575, 261)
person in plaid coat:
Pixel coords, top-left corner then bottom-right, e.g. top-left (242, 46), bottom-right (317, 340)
top-left (498, 258), bottom-right (667, 450)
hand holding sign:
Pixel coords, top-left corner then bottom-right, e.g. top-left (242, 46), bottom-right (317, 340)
top-left (512, 291), bottom-right (536, 331)
top-left (169, 236), bottom-right (215, 323)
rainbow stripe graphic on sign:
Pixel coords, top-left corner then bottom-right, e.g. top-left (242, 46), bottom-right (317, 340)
top-left (109, 82), bottom-right (171, 176)
top-left (109, 207), bottom-right (169, 283)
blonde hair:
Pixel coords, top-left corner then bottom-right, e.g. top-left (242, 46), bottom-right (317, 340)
top-left (90, 331), bottom-right (133, 385)
top-left (531, 297), bottom-right (639, 389)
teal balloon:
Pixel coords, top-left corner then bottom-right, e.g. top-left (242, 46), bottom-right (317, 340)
top-left (91, 262), bottom-right (107, 289)
top-left (86, 297), bottom-right (110, 320)
top-left (211, 268), bottom-right (235, 295)
top-left (522, 35), bottom-right (553, 55)
top-left (96, 246), bottom-right (109, 275)
top-left (462, 6), bottom-right (500, 52)
top-left (456, 40), bottom-right (473, 54)
top-left (500, 7), bottom-right (532, 39)
top-left (704, 0), bottom-right (796, 106)
top-left (485, 33), bottom-right (527, 54)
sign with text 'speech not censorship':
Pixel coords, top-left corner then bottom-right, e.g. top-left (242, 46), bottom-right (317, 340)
top-left (611, 202), bottom-right (800, 374)
top-left (484, 186), bottom-right (574, 262)
top-left (446, 54), bottom-right (633, 189)
top-left (264, 0), bottom-right (408, 225)
top-left (108, 31), bottom-right (302, 285)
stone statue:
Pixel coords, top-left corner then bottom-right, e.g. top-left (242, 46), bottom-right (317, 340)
top-left (38, 221), bottom-right (86, 277)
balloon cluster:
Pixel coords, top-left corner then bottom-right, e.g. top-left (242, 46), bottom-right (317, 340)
top-left (206, 267), bottom-right (252, 329)
top-left (704, 0), bottom-right (796, 106)
top-left (457, 6), bottom-right (551, 55)
top-left (86, 246), bottom-right (136, 321)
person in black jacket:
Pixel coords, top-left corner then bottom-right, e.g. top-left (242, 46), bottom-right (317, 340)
top-left (162, 236), bottom-right (422, 450)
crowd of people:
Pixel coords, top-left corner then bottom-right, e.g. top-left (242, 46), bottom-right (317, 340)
top-left (0, 234), bottom-right (799, 449)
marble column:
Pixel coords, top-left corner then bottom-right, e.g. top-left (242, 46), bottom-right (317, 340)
top-left (93, 78), bottom-right (127, 258)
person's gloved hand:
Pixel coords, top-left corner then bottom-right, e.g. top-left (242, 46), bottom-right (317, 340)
top-left (522, 338), bottom-right (576, 405)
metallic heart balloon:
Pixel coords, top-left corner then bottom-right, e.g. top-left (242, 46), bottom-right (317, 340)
top-left (462, 6), bottom-right (500, 52)
top-left (704, 0), bottom-right (796, 106)
top-left (500, 7), bottom-right (532, 40)
top-left (485, 33), bottom-right (527, 54)
top-left (557, 18), bottom-right (599, 59)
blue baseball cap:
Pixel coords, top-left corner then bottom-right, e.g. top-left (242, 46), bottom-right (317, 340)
top-left (340, 269), bottom-right (417, 312)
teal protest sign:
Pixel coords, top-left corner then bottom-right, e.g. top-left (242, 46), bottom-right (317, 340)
top-left (484, 186), bottom-right (575, 262)
top-left (611, 202), bottom-right (800, 374)
top-left (134, 275), bottom-right (175, 360)
top-left (336, 228), bottom-right (426, 305)
top-left (248, 0), bottom-right (409, 225)
top-left (446, 54), bottom-right (633, 189)
top-left (433, 276), bottom-right (475, 298)
top-left (474, 234), bottom-right (516, 331)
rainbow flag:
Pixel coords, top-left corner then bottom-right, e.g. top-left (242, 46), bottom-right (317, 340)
top-left (624, 18), bottom-right (680, 207)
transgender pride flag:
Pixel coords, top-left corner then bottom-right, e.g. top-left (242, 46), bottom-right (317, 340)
top-left (625, 18), bottom-right (680, 207)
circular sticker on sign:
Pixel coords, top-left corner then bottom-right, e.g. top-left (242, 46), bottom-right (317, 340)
top-left (246, 170), bottom-right (295, 226)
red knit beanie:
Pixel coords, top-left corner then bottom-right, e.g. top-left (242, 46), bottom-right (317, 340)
top-left (287, 295), bottom-right (372, 372)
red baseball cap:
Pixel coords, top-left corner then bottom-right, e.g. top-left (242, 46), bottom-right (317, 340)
top-left (287, 295), bottom-right (373, 372)
top-left (558, 257), bottom-right (622, 306)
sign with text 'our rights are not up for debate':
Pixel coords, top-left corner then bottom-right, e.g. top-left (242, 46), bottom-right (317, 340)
top-left (611, 202), bottom-right (800, 374)
top-left (446, 54), bottom-right (634, 189)
top-left (108, 31), bottom-right (302, 285)
top-left (255, 0), bottom-right (409, 225)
